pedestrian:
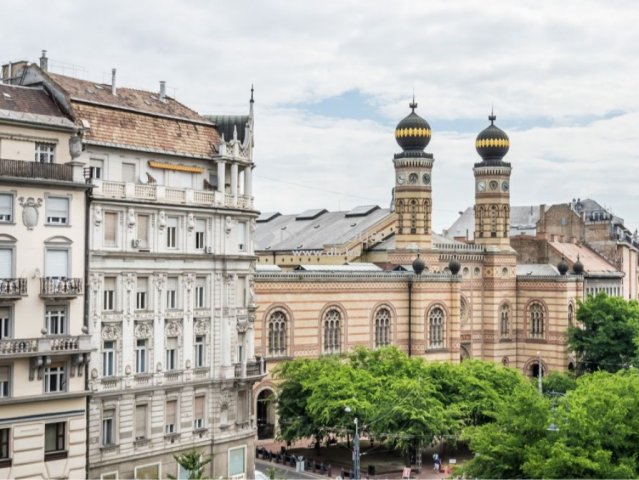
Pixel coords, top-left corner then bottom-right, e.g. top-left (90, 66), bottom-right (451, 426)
top-left (433, 453), bottom-right (439, 471)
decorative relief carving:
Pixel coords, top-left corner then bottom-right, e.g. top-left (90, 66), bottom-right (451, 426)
top-left (225, 216), bottom-right (232, 235)
top-left (18, 197), bottom-right (42, 230)
top-left (184, 274), bottom-right (195, 291)
top-left (127, 208), bottom-right (136, 228)
top-left (187, 213), bottom-right (195, 232)
top-left (236, 316), bottom-right (250, 333)
top-left (134, 322), bottom-right (153, 339)
top-left (94, 205), bottom-right (103, 226)
top-left (194, 319), bottom-right (209, 335)
top-left (158, 210), bottom-right (166, 230)
top-left (153, 274), bottom-right (166, 291)
top-left (102, 324), bottom-right (121, 340)
top-left (123, 274), bottom-right (135, 291)
top-left (165, 319), bottom-right (182, 337)
top-left (219, 390), bottom-right (231, 409)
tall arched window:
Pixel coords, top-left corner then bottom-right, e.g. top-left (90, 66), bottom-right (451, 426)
top-left (428, 307), bottom-right (445, 349)
top-left (529, 303), bottom-right (545, 339)
top-left (267, 310), bottom-right (287, 357)
top-left (500, 304), bottom-right (510, 337)
top-left (490, 205), bottom-right (498, 237)
top-left (323, 309), bottom-right (341, 354)
top-left (374, 308), bottom-right (391, 347)
top-left (460, 298), bottom-right (468, 327)
top-left (410, 200), bottom-right (417, 234)
top-left (568, 303), bottom-right (574, 328)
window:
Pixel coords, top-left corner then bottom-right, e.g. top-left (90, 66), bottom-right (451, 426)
top-left (195, 219), bottom-right (205, 250)
top-left (103, 341), bottom-right (115, 377)
top-left (267, 310), bottom-right (287, 356)
top-left (103, 277), bottom-right (116, 311)
top-left (166, 217), bottom-right (177, 249)
top-left (165, 399), bottom-right (177, 434)
top-left (136, 277), bottom-right (148, 310)
top-left (428, 307), bottom-right (445, 349)
top-left (236, 276), bottom-right (246, 308)
top-left (238, 222), bottom-right (246, 251)
top-left (135, 464), bottom-right (160, 480)
top-left (136, 339), bottom-right (147, 374)
top-left (45, 306), bottom-right (66, 335)
top-left (135, 404), bottom-right (147, 440)
top-left (374, 307), bottom-right (391, 347)
top-left (237, 390), bottom-right (249, 423)
top-left (0, 307), bottom-right (11, 339)
top-left (323, 308), bottom-right (341, 354)
top-left (104, 212), bottom-right (118, 247)
top-left (0, 248), bottom-right (12, 279)
top-left (166, 277), bottom-right (177, 309)
top-left (228, 446), bottom-right (246, 478)
top-left (88, 159), bottom-right (103, 180)
top-left (0, 194), bottom-right (12, 223)
top-left (0, 366), bottom-right (10, 397)
top-left (0, 428), bottom-right (9, 466)
top-left (44, 422), bottom-right (66, 460)
top-left (193, 396), bottom-right (205, 430)
top-left (45, 249), bottom-right (68, 278)
top-left (500, 304), bottom-right (510, 337)
top-left (46, 197), bottom-right (69, 225)
top-left (165, 337), bottom-right (177, 371)
top-left (460, 298), bottom-right (468, 326)
top-left (102, 410), bottom-right (115, 446)
top-left (122, 163), bottom-right (136, 183)
top-left (35, 142), bottom-right (55, 163)
top-left (529, 303), bottom-right (545, 338)
top-left (194, 335), bottom-right (205, 368)
top-left (137, 214), bottom-right (149, 249)
top-left (101, 473), bottom-right (118, 480)
top-left (195, 277), bottom-right (206, 308)
top-left (568, 303), bottom-right (574, 328)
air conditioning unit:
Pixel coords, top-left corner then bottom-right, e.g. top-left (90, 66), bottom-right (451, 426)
top-left (204, 246), bottom-right (213, 254)
top-left (131, 239), bottom-right (140, 248)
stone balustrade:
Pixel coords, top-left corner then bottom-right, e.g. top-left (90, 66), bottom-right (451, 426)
top-left (0, 335), bottom-right (91, 356)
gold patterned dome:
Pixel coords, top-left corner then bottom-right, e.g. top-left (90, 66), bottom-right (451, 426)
top-left (476, 111), bottom-right (510, 163)
top-left (395, 99), bottom-right (431, 152)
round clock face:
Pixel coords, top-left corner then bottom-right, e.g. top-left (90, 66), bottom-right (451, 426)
top-left (408, 173), bottom-right (418, 184)
top-left (397, 174), bottom-right (405, 185)
top-left (422, 173), bottom-right (431, 185)
top-left (477, 181), bottom-right (486, 192)
top-left (489, 180), bottom-right (499, 191)
top-left (502, 181), bottom-right (510, 192)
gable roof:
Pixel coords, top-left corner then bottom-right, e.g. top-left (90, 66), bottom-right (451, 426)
top-left (548, 241), bottom-right (622, 277)
top-left (0, 84), bottom-right (75, 129)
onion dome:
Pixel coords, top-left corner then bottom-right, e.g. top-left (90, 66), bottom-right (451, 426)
top-left (395, 98), bottom-right (431, 152)
top-left (448, 257), bottom-right (461, 275)
top-left (476, 111), bottom-right (509, 163)
top-left (412, 254), bottom-right (426, 275)
top-left (557, 257), bottom-right (569, 276)
top-left (573, 255), bottom-right (584, 275)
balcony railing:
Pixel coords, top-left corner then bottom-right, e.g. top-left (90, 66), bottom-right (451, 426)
top-left (0, 278), bottom-right (27, 299)
top-left (93, 180), bottom-right (254, 210)
top-left (0, 159), bottom-right (73, 181)
top-left (234, 360), bottom-right (265, 379)
top-left (40, 278), bottom-right (83, 297)
top-left (0, 335), bottom-right (91, 357)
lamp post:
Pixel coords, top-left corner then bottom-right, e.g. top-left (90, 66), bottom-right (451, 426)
top-left (345, 407), bottom-right (361, 480)
top-left (537, 351), bottom-right (543, 394)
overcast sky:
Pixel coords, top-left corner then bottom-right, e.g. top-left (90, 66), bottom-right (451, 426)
top-left (4, 0), bottom-right (638, 232)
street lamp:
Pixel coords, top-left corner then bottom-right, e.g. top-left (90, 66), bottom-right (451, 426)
top-left (344, 407), bottom-right (361, 480)
top-left (546, 391), bottom-right (562, 432)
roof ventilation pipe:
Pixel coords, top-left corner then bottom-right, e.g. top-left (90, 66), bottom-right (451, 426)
top-left (159, 81), bottom-right (166, 102)
top-left (39, 50), bottom-right (48, 71)
top-left (111, 68), bottom-right (117, 96)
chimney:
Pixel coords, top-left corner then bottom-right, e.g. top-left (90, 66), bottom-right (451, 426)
top-left (111, 68), bottom-right (117, 96)
top-left (159, 81), bottom-right (166, 102)
top-left (39, 50), bottom-right (48, 72)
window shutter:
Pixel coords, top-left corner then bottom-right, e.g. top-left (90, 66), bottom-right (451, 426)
top-left (194, 396), bottom-right (204, 419)
top-left (137, 215), bottom-right (149, 244)
top-left (137, 277), bottom-right (147, 292)
top-left (166, 337), bottom-right (177, 349)
top-left (0, 366), bottom-right (9, 383)
top-left (45, 250), bottom-right (68, 277)
top-left (0, 249), bottom-right (12, 278)
top-left (196, 219), bottom-right (205, 232)
top-left (104, 212), bottom-right (117, 245)
top-left (104, 277), bottom-right (115, 290)
top-left (122, 163), bottom-right (136, 183)
top-left (135, 405), bottom-right (147, 439)
top-left (166, 400), bottom-right (177, 425)
top-left (47, 197), bottom-right (68, 221)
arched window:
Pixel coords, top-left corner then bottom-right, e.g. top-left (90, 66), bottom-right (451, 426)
top-left (502, 205), bottom-right (509, 238)
top-left (410, 200), bottom-right (417, 234)
top-left (428, 307), bottom-right (445, 349)
top-left (490, 205), bottom-right (498, 237)
top-left (500, 304), bottom-right (509, 337)
top-left (568, 303), bottom-right (574, 328)
top-left (529, 303), bottom-right (545, 339)
top-left (374, 308), bottom-right (391, 347)
top-left (323, 309), bottom-right (341, 354)
top-left (460, 298), bottom-right (468, 327)
top-left (267, 310), bottom-right (287, 357)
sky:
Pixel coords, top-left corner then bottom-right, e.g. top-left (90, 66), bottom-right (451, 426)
top-left (3, 0), bottom-right (639, 232)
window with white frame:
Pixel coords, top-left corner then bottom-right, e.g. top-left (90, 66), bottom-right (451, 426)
top-left (237, 333), bottom-right (245, 363)
top-left (500, 304), bottom-right (510, 337)
top-left (166, 217), bottom-right (177, 249)
top-left (102, 409), bottom-right (115, 446)
top-left (103, 340), bottom-right (115, 377)
top-left (45, 306), bottom-right (66, 335)
top-left (0, 248), bottom-right (12, 279)
top-left (228, 446), bottom-right (246, 478)
top-left (195, 219), bottom-right (205, 250)
top-left (165, 399), bottom-right (177, 434)
top-left (46, 197), bottom-right (69, 225)
top-left (194, 335), bottom-right (205, 368)
top-left (35, 142), bottom-right (55, 163)
top-left (193, 395), bottom-right (205, 430)
top-left (0, 366), bottom-right (10, 398)
top-left (44, 422), bottom-right (66, 458)
top-left (267, 310), bottom-right (287, 357)
top-left (135, 404), bottom-right (147, 440)
top-left (428, 307), bottom-right (445, 349)
top-left (0, 307), bottom-right (11, 340)
top-left (166, 277), bottom-right (177, 309)
top-left (137, 214), bottom-right (150, 249)
top-left (88, 159), bottom-right (103, 180)
top-left (103, 277), bottom-right (116, 311)
top-left (374, 307), bottom-right (391, 348)
top-left (195, 277), bottom-right (206, 308)
top-left (44, 364), bottom-right (66, 393)
top-left (0, 194), bottom-right (12, 223)
top-left (135, 339), bottom-right (147, 374)
top-left (136, 277), bottom-right (148, 310)
top-left (103, 212), bottom-right (118, 247)
top-left (165, 337), bottom-right (177, 371)
top-left (529, 302), bottom-right (545, 339)
top-left (323, 308), bottom-right (341, 354)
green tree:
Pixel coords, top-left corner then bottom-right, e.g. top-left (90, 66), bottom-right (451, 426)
top-left (568, 293), bottom-right (639, 374)
top-left (169, 450), bottom-right (212, 480)
top-left (542, 371), bottom-right (577, 394)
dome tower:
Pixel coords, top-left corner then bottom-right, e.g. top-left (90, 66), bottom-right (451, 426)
top-left (393, 98), bottom-right (434, 250)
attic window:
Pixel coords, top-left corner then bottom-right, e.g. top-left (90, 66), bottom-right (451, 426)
top-left (2, 92), bottom-right (11, 99)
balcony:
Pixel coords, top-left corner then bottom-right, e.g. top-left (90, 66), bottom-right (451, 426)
top-left (0, 278), bottom-right (27, 299)
top-left (40, 278), bottom-right (83, 298)
top-left (0, 159), bottom-right (73, 182)
top-left (234, 360), bottom-right (266, 379)
top-left (0, 335), bottom-right (91, 357)
top-left (93, 180), bottom-right (254, 210)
